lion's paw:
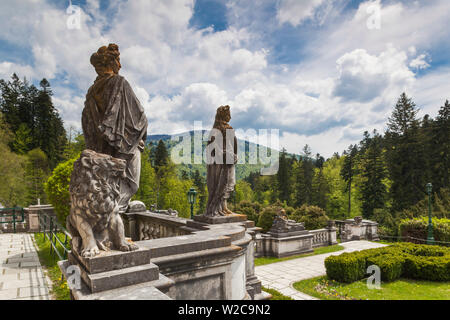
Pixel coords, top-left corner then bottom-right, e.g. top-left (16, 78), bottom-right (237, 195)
top-left (118, 242), bottom-right (139, 252)
top-left (81, 245), bottom-right (100, 258)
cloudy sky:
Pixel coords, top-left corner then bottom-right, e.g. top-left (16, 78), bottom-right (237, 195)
top-left (0, 0), bottom-right (449, 157)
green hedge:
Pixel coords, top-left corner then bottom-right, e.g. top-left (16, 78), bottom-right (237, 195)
top-left (399, 217), bottom-right (450, 245)
top-left (367, 254), bottom-right (404, 282)
top-left (325, 243), bottom-right (450, 283)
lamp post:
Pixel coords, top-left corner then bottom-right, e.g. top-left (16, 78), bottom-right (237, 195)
top-left (187, 187), bottom-right (197, 219)
top-left (426, 183), bottom-right (434, 245)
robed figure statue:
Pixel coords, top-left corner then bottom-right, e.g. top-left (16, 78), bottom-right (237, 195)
top-left (82, 44), bottom-right (148, 212)
top-left (205, 105), bottom-right (238, 216)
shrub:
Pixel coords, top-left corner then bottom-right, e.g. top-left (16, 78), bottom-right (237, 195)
top-left (399, 217), bottom-right (450, 245)
top-left (367, 254), bottom-right (404, 282)
top-left (325, 252), bottom-right (366, 283)
top-left (291, 205), bottom-right (329, 230)
top-left (44, 156), bottom-right (77, 224)
top-left (257, 206), bottom-right (279, 233)
top-left (241, 206), bottom-right (259, 224)
top-left (325, 243), bottom-right (450, 283)
top-left (403, 255), bottom-right (450, 282)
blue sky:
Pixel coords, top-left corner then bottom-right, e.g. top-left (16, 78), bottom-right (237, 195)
top-left (0, 0), bottom-right (449, 157)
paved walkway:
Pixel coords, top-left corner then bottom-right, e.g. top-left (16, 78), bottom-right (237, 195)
top-left (0, 233), bottom-right (51, 300)
top-left (256, 240), bottom-right (387, 300)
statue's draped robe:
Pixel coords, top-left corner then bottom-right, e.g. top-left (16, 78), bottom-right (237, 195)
top-left (205, 127), bottom-right (237, 216)
top-left (82, 74), bottom-right (148, 211)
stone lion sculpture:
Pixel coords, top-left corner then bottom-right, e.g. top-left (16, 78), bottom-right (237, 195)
top-left (67, 149), bottom-right (138, 258)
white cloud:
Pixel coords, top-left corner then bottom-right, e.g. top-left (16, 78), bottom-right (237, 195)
top-left (333, 46), bottom-right (415, 103)
top-left (276, 0), bottom-right (332, 27)
top-left (409, 54), bottom-right (431, 70)
top-left (0, 62), bottom-right (35, 80)
top-left (0, 0), bottom-right (449, 158)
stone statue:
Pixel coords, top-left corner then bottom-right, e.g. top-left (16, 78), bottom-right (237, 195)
top-left (269, 208), bottom-right (305, 234)
top-left (82, 43), bottom-right (148, 212)
top-left (67, 150), bottom-right (138, 257)
top-left (67, 43), bottom-right (147, 257)
top-left (204, 106), bottom-right (237, 216)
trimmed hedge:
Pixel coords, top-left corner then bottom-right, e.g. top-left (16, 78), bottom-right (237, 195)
top-left (325, 243), bottom-right (450, 283)
top-left (399, 217), bottom-right (450, 245)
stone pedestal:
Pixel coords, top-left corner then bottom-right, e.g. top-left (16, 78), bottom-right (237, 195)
top-left (59, 247), bottom-right (175, 299)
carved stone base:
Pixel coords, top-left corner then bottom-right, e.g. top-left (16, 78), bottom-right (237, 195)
top-left (60, 247), bottom-right (175, 299)
top-left (59, 260), bottom-right (174, 300)
top-left (193, 213), bottom-right (247, 225)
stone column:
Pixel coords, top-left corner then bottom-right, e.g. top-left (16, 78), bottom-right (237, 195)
top-left (327, 220), bottom-right (338, 245)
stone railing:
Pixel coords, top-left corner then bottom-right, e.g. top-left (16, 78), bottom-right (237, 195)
top-left (310, 229), bottom-right (330, 248)
top-left (121, 211), bottom-right (197, 241)
top-left (335, 217), bottom-right (379, 242)
top-left (255, 221), bottom-right (337, 258)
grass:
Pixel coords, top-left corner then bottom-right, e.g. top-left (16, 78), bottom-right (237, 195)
top-left (261, 286), bottom-right (293, 300)
top-left (33, 233), bottom-right (71, 300)
top-left (293, 276), bottom-right (450, 300)
top-left (255, 244), bottom-right (345, 266)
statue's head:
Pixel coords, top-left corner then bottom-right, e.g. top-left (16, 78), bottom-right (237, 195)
top-left (90, 43), bottom-right (121, 76)
top-left (215, 105), bottom-right (231, 123)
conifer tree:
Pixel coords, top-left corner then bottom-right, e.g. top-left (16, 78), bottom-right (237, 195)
top-left (385, 93), bottom-right (426, 212)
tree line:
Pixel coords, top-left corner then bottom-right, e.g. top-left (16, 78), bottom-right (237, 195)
top-left (1, 71), bottom-right (448, 232)
top-left (233, 93), bottom-right (449, 236)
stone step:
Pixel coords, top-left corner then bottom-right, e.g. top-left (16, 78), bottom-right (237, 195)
top-left (82, 263), bottom-right (160, 293)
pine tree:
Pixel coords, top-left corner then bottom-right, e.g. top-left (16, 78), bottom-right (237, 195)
top-left (277, 148), bottom-right (292, 204)
top-left (154, 139), bottom-right (169, 169)
top-left (431, 100), bottom-right (450, 192)
top-left (341, 144), bottom-right (358, 217)
top-left (359, 130), bottom-right (387, 219)
top-left (385, 93), bottom-right (426, 212)
top-left (294, 144), bottom-right (314, 206)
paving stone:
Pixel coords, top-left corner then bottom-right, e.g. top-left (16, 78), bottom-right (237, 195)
top-left (0, 288), bottom-right (18, 299)
top-left (18, 286), bottom-right (49, 298)
top-left (20, 261), bottom-right (40, 268)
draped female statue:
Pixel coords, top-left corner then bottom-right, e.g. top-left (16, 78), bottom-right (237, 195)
top-left (82, 44), bottom-right (148, 212)
top-left (204, 105), bottom-right (237, 216)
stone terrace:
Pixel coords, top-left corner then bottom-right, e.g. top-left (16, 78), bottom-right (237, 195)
top-left (0, 233), bottom-right (51, 300)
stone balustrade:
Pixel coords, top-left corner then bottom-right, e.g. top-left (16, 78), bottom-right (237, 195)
top-left (335, 217), bottom-right (379, 242)
top-left (255, 221), bottom-right (338, 258)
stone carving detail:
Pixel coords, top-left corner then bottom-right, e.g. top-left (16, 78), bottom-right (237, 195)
top-left (354, 216), bottom-right (363, 224)
top-left (67, 150), bottom-right (138, 257)
top-left (204, 105), bottom-right (237, 217)
top-left (67, 43), bottom-right (147, 257)
top-left (139, 221), bottom-right (162, 240)
top-left (269, 209), bottom-right (305, 234)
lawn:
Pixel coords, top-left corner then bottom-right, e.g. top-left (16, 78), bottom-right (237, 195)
top-left (293, 276), bottom-right (450, 300)
top-left (255, 244), bottom-right (344, 266)
top-left (261, 286), bottom-right (293, 300)
top-left (33, 233), bottom-right (71, 300)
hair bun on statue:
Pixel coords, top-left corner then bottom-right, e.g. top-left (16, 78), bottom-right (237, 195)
top-left (90, 43), bottom-right (120, 71)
